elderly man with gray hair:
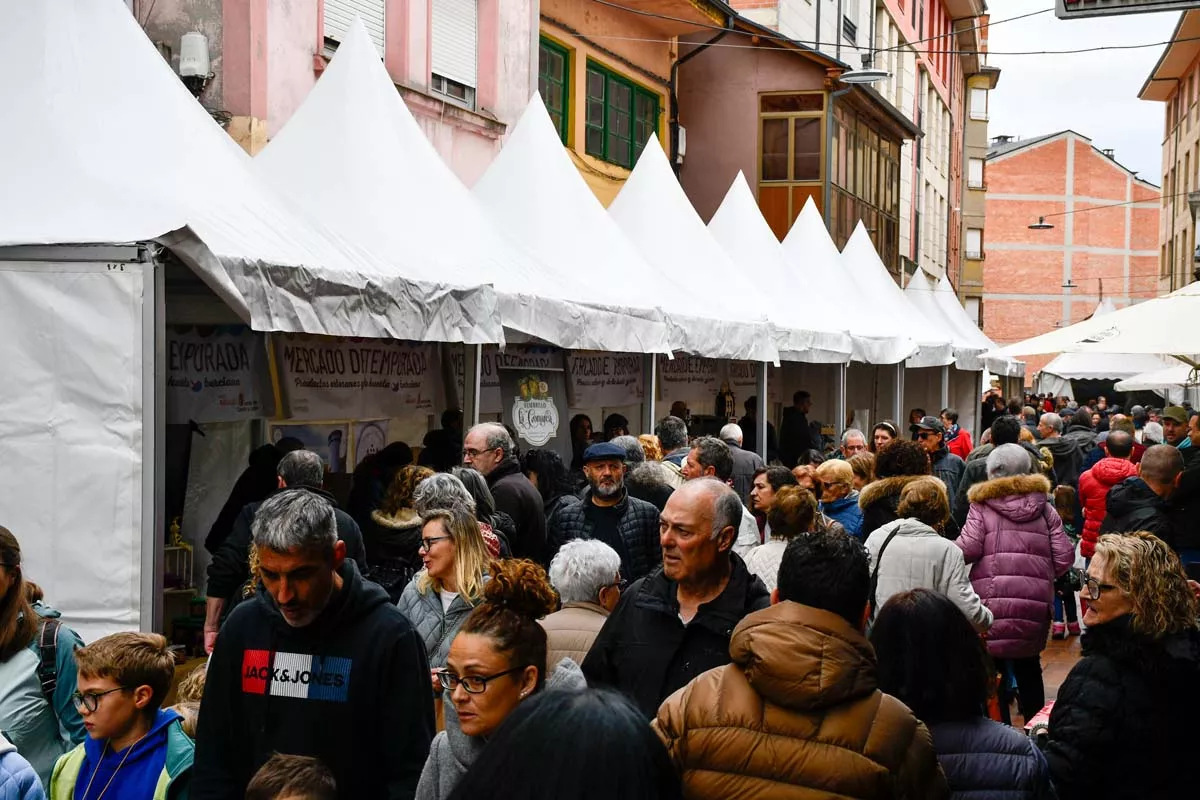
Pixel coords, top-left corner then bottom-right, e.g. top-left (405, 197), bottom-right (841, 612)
top-left (203, 449), bottom-right (367, 654)
top-left (583, 478), bottom-right (771, 718)
top-left (1037, 411), bottom-right (1086, 489)
top-left (193, 489), bottom-right (435, 800)
top-left (720, 423), bottom-right (766, 503)
top-left (462, 422), bottom-right (546, 563)
top-left (541, 539), bottom-right (624, 671)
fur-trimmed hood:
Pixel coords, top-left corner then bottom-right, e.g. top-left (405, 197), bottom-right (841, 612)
top-left (858, 475), bottom-right (925, 510)
top-left (967, 474), bottom-right (1051, 523)
top-left (370, 507), bottom-right (421, 530)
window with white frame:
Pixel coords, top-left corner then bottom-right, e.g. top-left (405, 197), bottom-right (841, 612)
top-left (969, 88), bottom-right (988, 121)
top-left (966, 227), bottom-right (983, 260)
top-left (968, 157), bottom-right (985, 189)
top-left (324, 0), bottom-right (385, 52)
top-left (431, 0), bottom-right (478, 109)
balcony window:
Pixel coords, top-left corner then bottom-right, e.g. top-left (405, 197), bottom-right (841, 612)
top-left (969, 88), bottom-right (988, 121)
top-left (968, 157), bottom-right (985, 190)
top-left (584, 62), bottom-right (660, 169)
top-left (966, 227), bottom-right (983, 260)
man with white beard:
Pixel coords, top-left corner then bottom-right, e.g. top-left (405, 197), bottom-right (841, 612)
top-left (545, 442), bottom-right (662, 581)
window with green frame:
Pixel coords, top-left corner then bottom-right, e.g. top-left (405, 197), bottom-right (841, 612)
top-left (584, 61), bottom-right (660, 169)
top-left (538, 38), bottom-right (570, 145)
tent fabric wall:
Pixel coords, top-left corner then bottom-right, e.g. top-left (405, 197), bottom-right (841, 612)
top-left (903, 367), bottom-right (943, 424)
top-left (180, 422), bottom-right (256, 595)
top-left (0, 257), bottom-right (148, 642)
top-left (950, 369), bottom-right (982, 439)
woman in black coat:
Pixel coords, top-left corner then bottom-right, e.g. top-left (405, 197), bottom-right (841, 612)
top-left (1045, 532), bottom-right (1200, 800)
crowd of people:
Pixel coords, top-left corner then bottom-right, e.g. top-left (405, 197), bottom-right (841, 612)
top-left (0, 387), bottom-right (1196, 799)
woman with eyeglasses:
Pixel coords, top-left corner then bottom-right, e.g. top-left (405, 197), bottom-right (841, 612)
top-left (417, 559), bottom-right (586, 800)
top-left (1044, 532), bottom-right (1200, 800)
top-left (0, 527), bottom-right (85, 786)
top-left (397, 508), bottom-right (492, 685)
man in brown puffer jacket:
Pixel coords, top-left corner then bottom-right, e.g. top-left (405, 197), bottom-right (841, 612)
top-left (653, 530), bottom-right (949, 800)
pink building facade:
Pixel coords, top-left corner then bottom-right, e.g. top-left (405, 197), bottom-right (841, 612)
top-left (135, 0), bottom-right (535, 184)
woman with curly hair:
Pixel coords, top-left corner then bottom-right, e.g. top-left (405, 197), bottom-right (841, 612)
top-left (363, 464), bottom-right (434, 600)
top-left (417, 559), bottom-right (586, 800)
top-left (1044, 532), bottom-right (1200, 800)
top-left (857, 440), bottom-right (933, 539)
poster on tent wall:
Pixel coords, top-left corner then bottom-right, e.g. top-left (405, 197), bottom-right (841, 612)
top-left (656, 355), bottom-right (721, 404)
top-left (566, 351), bottom-right (644, 409)
top-left (499, 364), bottom-right (572, 464)
top-left (269, 423), bottom-right (351, 473)
top-left (275, 335), bottom-right (438, 420)
top-left (726, 361), bottom-right (783, 407)
top-left (166, 326), bottom-right (273, 423)
top-left (453, 345), bottom-right (564, 416)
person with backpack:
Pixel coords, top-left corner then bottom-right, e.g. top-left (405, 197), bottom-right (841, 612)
top-left (0, 527), bottom-right (86, 788)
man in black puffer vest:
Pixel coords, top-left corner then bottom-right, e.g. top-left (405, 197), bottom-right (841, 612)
top-left (547, 442), bottom-right (661, 581)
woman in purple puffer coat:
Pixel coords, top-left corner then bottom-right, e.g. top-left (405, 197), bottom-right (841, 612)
top-left (957, 444), bottom-right (1075, 725)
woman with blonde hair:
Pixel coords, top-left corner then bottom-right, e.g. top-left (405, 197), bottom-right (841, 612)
top-left (637, 435), bottom-right (663, 462)
top-left (848, 452), bottom-right (875, 491)
top-left (1045, 532), bottom-right (1200, 799)
top-left (364, 464), bottom-right (434, 601)
top-left (397, 508), bottom-right (493, 674)
top-left (815, 460), bottom-right (863, 538)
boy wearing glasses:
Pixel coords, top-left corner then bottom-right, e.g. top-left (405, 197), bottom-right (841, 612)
top-left (49, 632), bottom-right (193, 799)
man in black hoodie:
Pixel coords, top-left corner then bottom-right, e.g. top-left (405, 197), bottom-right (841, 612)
top-left (193, 490), bottom-right (434, 800)
top-left (203, 450), bottom-right (367, 654)
top-left (1100, 445), bottom-right (1184, 549)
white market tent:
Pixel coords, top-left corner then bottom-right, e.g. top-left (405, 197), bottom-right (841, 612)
top-left (470, 95), bottom-right (673, 355)
top-left (781, 200), bottom-right (916, 365)
top-left (904, 270), bottom-right (987, 371)
top-left (840, 223), bottom-right (954, 369)
top-left (925, 275), bottom-right (1025, 379)
top-left (1033, 301), bottom-right (1178, 398)
top-left (257, 20), bottom-right (670, 355)
top-left (609, 138), bottom-right (778, 363)
top-left (707, 173), bottom-right (853, 363)
top-left (1115, 363), bottom-right (1197, 392)
top-left (1, 1), bottom-right (498, 344)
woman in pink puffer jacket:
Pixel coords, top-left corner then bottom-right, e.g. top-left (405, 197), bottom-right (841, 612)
top-left (957, 444), bottom-right (1075, 725)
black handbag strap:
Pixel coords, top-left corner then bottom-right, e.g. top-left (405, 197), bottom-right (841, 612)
top-left (869, 528), bottom-right (903, 618)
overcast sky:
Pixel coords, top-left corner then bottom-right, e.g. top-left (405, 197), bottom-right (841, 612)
top-left (987, 2), bottom-right (1180, 184)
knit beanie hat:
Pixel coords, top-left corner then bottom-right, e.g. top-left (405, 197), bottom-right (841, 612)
top-left (987, 443), bottom-right (1032, 480)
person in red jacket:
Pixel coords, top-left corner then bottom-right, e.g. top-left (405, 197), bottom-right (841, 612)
top-left (1078, 430), bottom-right (1138, 562)
top-left (941, 408), bottom-right (974, 461)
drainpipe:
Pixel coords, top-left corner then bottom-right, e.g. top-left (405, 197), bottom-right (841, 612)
top-left (669, 19), bottom-right (732, 175)
top-left (824, 85), bottom-right (853, 230)
top-left (836, 0), bottom-right (843, 61)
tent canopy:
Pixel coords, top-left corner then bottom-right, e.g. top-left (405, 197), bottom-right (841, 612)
top-left (840, 224), bottom-right (953, 368)
top-left (1114, 362), bottom-right (1198, 392)
top-left (926, 275), bottom-right (1025, 378)
top-left (781, 200), bottom-right (916, 365)
top-left (0, 0), bottom-right (497, 342)
top-left (708, 174), bottom-right (852, 363)
top-left (903, 270), bottom-right (986, 371)
top-left (609, 138), bottom-right (777, 363)
top-left (258, 20), bottom-right (669, 353)
top-left (470, 95), bottom-right (672, 354)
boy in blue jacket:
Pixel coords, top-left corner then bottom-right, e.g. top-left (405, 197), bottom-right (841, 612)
top-left (49, 633), bottom-right (192, 800)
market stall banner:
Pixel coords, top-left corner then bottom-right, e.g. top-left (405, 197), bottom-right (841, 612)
top-left (167, 326), bottom-right (273, 424)
top-left (567, 351), bottom-right (644, 409)
top-left (726, 361), bottom-right (783, 405)
top-left (500, 366), bottom-right (572, 463)
top-left (276, 336), bottom-right (438, 420)
top-left (656, 355), bottom-right (721, 403)
top-left (453, 345), bottom-right (564, 416)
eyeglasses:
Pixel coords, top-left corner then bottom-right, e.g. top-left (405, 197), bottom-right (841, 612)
top-left (603, 577), bottom-right (629, 593)
top-left (436, 666), bottom-right (527, 694)
top-left (71, 686), bottom-right (129, 713)
top-left (419, 536), bottom-right (452, 552)
top-left (462, 447), bottom-right (497, 458)
top-left (1084, 575), bottom-right (1123, 601)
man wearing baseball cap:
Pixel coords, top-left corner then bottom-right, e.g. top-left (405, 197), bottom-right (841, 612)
top-left (912, 416), bottom-right (966, 501)
top-left (545, 442), bottom-right (662, 581)
top-left (1162, 406), bottom-right (1192, 450)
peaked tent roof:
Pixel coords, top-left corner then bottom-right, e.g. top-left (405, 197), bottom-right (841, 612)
top-left (257, 20), bottom-right (666, 354)
top-left (707, 174), bottom-right (852, 363)
top-left (471, 95), bottom-right (670, 355)
top-left (779, 202), bottom-right (914, 365)
top-left (0, 0), bottom-right (497, 343)
top-left (904, 270), bottom-right (987, 371)
top-left (609, 137), bottom-right (777, 363)
top-left (840, 223), bottom-right (953, 368)
top-left (926, 276), bottom-right (1025, 377)
top-left (1038, 300), bottom-right (1177, 381)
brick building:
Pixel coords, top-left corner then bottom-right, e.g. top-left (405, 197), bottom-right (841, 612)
top-left (983, 131), bottom-right (1160, 381)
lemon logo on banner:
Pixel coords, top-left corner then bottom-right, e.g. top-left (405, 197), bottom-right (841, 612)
top-left (512, 373), bottom-right (559, 446)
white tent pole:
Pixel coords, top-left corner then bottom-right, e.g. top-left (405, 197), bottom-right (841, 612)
top-left (464, 344), bottom-right (482, 426)
top-left (757, 363), bottom-right (768, 461)
top-left (144, 249), bottom-right (166, 633)
top-left (893, 364), bottom-right (904, 426)
top-left (940, 365), bottom-right (950, 413)
top-left (642, 355), bottom-right (658, 434)
top-left (836, 364), bottom-right (848, 435)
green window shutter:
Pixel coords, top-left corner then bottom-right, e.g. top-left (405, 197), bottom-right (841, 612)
top-left (538, 38), bottom-right (570, 145)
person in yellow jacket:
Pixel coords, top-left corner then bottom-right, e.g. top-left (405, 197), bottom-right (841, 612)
top-left (50, 633), bottom-right (192, 800)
